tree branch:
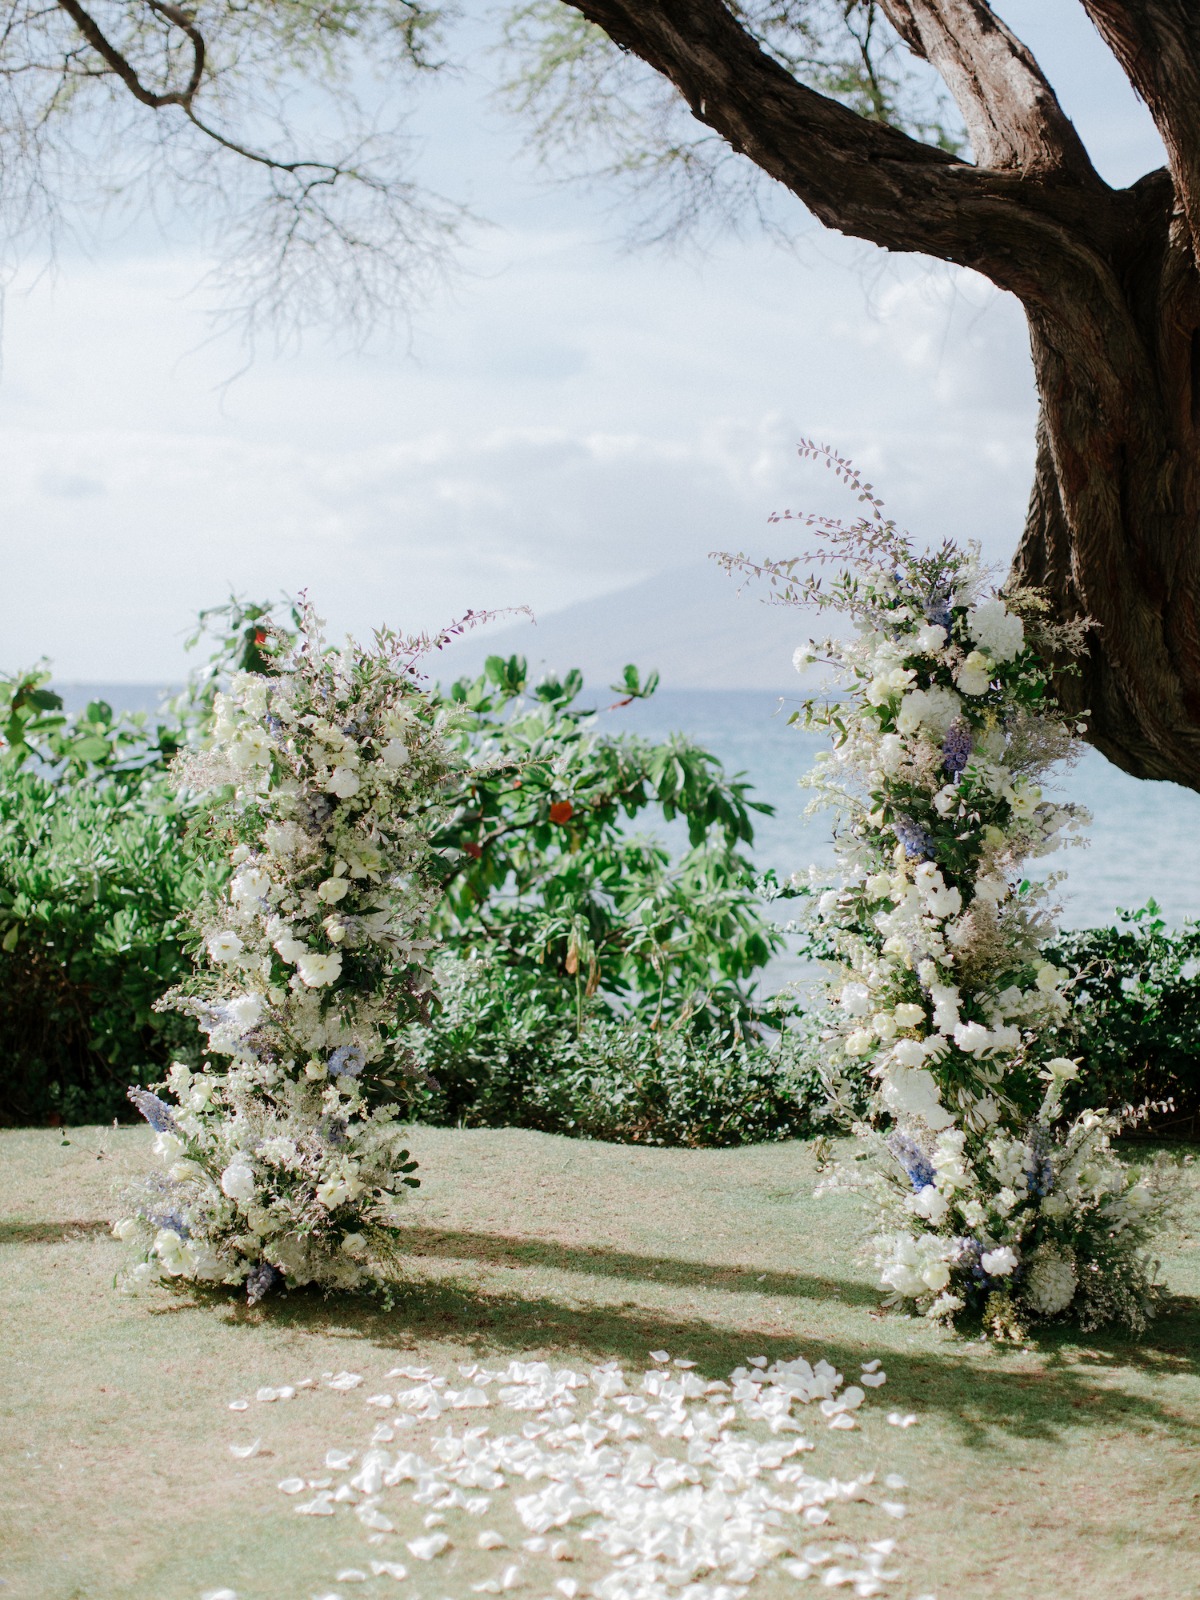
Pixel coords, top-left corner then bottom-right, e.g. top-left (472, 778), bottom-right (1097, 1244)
top-left (880, 0), bottom-right (1101, 183)
top-left (563, 0), bottom-right (1114, 299)
top-left (54, 0), bottom-right (202, 109)
top-left (1080, 2), bottom-right (1200, 257)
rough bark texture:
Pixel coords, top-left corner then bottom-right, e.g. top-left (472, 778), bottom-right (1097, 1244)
top-left (567, 0), bottom-right (1200, 790)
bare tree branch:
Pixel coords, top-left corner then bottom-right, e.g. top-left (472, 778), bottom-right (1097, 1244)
top-left (880, 0), bottom-right (1101, 182)
top-left (1080, 1), bottom-right (1200, 257)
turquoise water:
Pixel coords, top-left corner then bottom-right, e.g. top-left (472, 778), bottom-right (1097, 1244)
top-left (605, 688), bottom-right (1200, 925)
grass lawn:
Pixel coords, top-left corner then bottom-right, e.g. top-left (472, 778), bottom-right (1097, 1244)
top-left (1, 1124), bottom-right (1197, 1600)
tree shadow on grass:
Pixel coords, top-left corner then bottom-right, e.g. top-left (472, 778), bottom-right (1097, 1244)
top-left (201, 1261), bottom-right (1200, 1453)
top-left (0, 1219), bottom-right (112, 1245)
top-left (388, 1223), bottom-right (881, 1308)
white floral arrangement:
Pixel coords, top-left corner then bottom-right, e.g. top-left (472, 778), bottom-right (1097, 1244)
top-left (117, 606), bottom-right (467, 1302)
top-left (727, 446), bottom-right (1178, 1336)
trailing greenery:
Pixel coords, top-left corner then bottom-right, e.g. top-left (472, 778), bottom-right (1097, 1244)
top-left (405, 957), bottom-right (830, 1147)
top-left (1050, 903), bottom-right (1200, 1135)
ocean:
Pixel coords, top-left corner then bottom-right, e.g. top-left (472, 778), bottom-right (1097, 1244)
top-left (57, 682), bottom-right (1200, 988)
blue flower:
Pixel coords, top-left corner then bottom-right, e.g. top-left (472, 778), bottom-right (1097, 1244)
top-left (127, 1087), bottom-right (177, 1134)
top-left (893, 816), bottom-right (933, 860)
top-left (888, 1131), bottom-right (936, 1191)
top-left (328, 1045), bottom-right (366, 1079)
top-left (1023, 1126), bottom-right (1055, 1197)
top-left (942, 721), bottom-right (973, 778)
top-left (925, 592), bottom-right (953, 629)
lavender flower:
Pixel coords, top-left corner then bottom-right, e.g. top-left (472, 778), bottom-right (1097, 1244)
top-left (924, 590), bottom-right (953, 629)
top-left (1023, 1126), bottom-right (1055, 1197)
top-left (127, 1087), bottom-right (177, 1134)
top-left (942, 721), bottom-right (973, 778)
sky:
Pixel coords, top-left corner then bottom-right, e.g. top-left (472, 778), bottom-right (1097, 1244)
top-left (0, 2), bottom-right (1167, 683)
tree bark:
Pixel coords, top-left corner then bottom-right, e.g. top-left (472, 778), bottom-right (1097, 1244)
top-left (566, 0), bottom-right (1200, 792)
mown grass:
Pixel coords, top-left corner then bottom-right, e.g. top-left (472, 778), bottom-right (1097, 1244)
top-left (1, 1125), bottom-right (1197, 1600)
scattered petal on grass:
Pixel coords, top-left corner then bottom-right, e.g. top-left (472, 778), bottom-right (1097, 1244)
top-left (884, 1474), bottom-right (906, 1489)
top-left (327, 1372), bottom-right (364, 1391)
top-left (649, 1351), bottom-right (670, 1363)
top-left (325, 1450), bottom-right (355, 1471)
top-left (548, 1540), bottom-right (572, 1561)
top-left (478, 1531), bottom-right (507, 1550)
top-left (424, 1512), bottom-right (446, 1527)
top-left (229, 1440), bottom-right (261, 1459)
top-left (228, 1401), bottom-right (249, 1412)
top-left (827, 1413), bottom-right (857, 1430)
top-left (805, 1508), bottom-right (831, 1526)
top-left (201, 1589), bottom-right (238, 1600)
top-left (406, 1533), bottom-right (450, 1560)
top-left (861, 1360), bottom-right (882, 1374)
top-left (748, 1356), bottom-right (768, 1367)
top-left (887, 1412), bottom-right (918, 1427)
top-left (554, 1582), bottom-right (579, 1599)
top-left (334, 1571), bottom-right (368, 1583)
top-left (368, 1562), bottom-right (408, 1580)
top-left (278, 1478), bottom-right (307, 1495)
top-left (881, 1502), bottom-right (908, 1519)
top-left (860, 1373), bottom-right (887, 1388)
top-left (365, 1395), bottom-right (393, 1408)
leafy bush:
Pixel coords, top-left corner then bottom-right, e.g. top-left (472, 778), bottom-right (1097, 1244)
top-left (406, 957), bottom-right (830, 1146)
top-left (1050, 903), bottom-right (1200, 1135)
top-left (431, 655), bottom-right (782, 1034)
top-left (0, 692), bottom-right (221, 1124)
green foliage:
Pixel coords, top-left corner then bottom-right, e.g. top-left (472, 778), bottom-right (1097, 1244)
top-left (1052, 903), bottom-right (1200, 1134)
top-left (0, 770), bottom-right (221, 1125)
top-left (432, 653), bottom-right (783, 1034)
top-left (406, 957), bottom-right (829, 1147)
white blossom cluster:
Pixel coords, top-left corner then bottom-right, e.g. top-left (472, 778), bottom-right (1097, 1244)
top-left (223, 1352), bottom-right (918, 1599)
top-left (118, 608), bottom-right (464, 1300)
top-left (786, 526), bottom-right (1176, 1334)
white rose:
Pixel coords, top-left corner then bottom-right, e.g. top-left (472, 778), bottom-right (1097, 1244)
top-left (1042, 1056), bottom-right (1080, 1080)
top-left (956, 650), bottom-right (994, 697)
top-left (317, 876), bottom-right (351, 904)
top-left (111, 1217), bottom-right (139, 1241)
top-left (891, 1037), bottom-right (927, 1068)
top-left (845, 1029), bottom-right (875, 1057)
top-left (220, 1161), bottom-right (256, 1203)
top-left (912, 1186), bottom-right (949, 1226)
top-left (920, 1258), bottom-right (951, 1291)
top-left (296, 951), bottom-right (343, 988)
top-left (873, 1012), bottom-right (898, 1040)
top-left (865, 872), bottom-right (893, 900)
top-left (912, 623), bottom-right (947, 654)
top-left (876, 733), bottom-right (906, 773)
top-left (980, 1246), bottom-right (1018, 1277)
top-left (893, 1003), bottom-right (925, 1028)
top-left (207, 930), bottom-right (244, 964)
top-left (896, 685), bottom-right (961, 736)
top-left (326, 766), bottom-right (361, 799)
top-left (953, 1020), bottom-right (990, 1055)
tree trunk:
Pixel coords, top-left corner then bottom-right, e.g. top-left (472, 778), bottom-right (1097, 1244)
top-left (1012, 172), bottom-right (1200, 788)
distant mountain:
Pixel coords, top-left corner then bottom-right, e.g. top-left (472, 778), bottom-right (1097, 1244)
top-left (441, 563), bottom-right (808, 690)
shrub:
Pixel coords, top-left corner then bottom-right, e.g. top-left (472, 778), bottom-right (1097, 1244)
top-left (1050, 903), bottom-right (1200, 1134)
top-left (406, 957), bottom-right (831, 1146)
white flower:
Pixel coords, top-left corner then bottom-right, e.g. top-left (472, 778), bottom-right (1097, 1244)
top-left (1035, 963), bottom-right (1066, 993)
top-left (221, 1161), bottom-right (256, 1203)
top-left (912, 622), bottom-right (948, 654)
top-left (845, 1029), bottom-right (875, 1057)
top-left (839, 982), bottom-right (871, 1016)
top-left (967, 598), bottom-right (1025, 662)
top-left (912, 1186), bottom-right (949, 1226)
top-left (895, 685), bottom-right (961, 736)
top-left (959, 1199), bottom-right (986, 1229)
top-left (317, 1173), bottom-right (363, 1208)
top-left (231, 867), bottom-right (271, 904)
top-left (973, 877), bottom-right (1007, 904)
top-left (956, 650), bottom-right (994, 697)
top-left (274, 934), bottom-right (309, 965)
top-left (876, 733), bottom-right (906, 773)
top-left (980, 1246), bottom-right (1018, 1277)
top-left (920, 1258), bottom-right (951, 1290)
top-left (112, 1217), bottom-right (139, 1241)
top-left (865, 872), bottom-right (894, 900)
top-left (880, 1065), bottom-right (954, 1129)
top-left (226, 993), bottom-right (264, 1030)
top-left (867, 666), bottom-right (916, 705)
top-left (893, 1003), bottom-right (925, 1028)
top-left (229, 726), bottom-right (273, 769)
top-left (1023, 1249), bottom-right (1077, 1315)
top-left (326, 766), bottom-right (361, 799)
top-left (890, 1037), bottom-right (927, 1068)
top-left (296, 951), bottom-right (343, 988)
top-left (380, 739), bottom-right (411, 769)
top-left (341, 1232), bottom-right (369, 1258)
top-left (1040, 1056), bottom-right (1080, 1081)
top-left (317, 876), bottom-right (351, 904)
top-left (792, 643), bottom-right (817, 673)
top-left (873, 1012), bottom-right (898, 1040)
top-left (207, 931), bottom-right (244, 964)
top-left (931, 984), bottom-right (961, 1031)
top-left (954, 1021), bottom-right (990, 1056)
